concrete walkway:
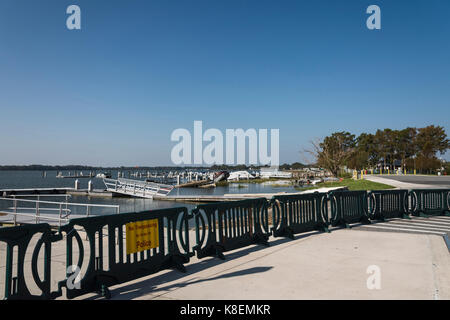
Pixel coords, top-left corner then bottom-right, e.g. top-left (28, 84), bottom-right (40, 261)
top-left (355, 216), bottom-right (450, 238)
top-left (77, 228), bottom-right (450, 300)
top-left (1, 225), bottom-right (449, 300)
top-left (364, 175), bottom-right (437, 189)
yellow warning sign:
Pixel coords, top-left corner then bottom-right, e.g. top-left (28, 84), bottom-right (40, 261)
top-left (126, 219), bottom-right (159, 254)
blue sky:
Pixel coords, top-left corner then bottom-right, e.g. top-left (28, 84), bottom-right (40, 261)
top-left (0, 0), bottom-right (449, 166)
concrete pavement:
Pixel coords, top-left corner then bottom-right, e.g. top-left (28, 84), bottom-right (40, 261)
top-left (365, 175), bottom-right (450, 189)
top-left (2, 220), bottom-right (450, 300)
top-left (355, 216), bottom-right (450, 238)
top-left (78, 228), bottom-right (450, 300)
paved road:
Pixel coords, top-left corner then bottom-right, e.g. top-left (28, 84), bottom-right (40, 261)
top-left (376, 175), bottom-right (450, 187)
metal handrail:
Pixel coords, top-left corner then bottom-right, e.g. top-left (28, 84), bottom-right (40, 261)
top-left (0, 211), bottom-right (67, 222)
top-left (0, 197), bottom-right (120, 208)
top-left (114, 177), bottom-right (173, 189)
top-left (0, 197), bottom-right (120, 226)
top-left (103, 178), bottom-right (174, 198)
top-left (8, 194), bottom-right (72, 198)
top-left (104, 178), bottom-right (173, 190)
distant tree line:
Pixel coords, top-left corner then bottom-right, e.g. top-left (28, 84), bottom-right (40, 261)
top-left (0, 163), bottom-right (312, 172)
top-left (0, 165), bottom-right (103, 171)
top-left (0, 165), bottom-right (226, 171)
top-left (310, 125), bottom-right (450, 176)
top-left (279, 162), bottom-right (308, 170)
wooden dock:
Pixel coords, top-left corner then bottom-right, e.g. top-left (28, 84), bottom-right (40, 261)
top-left (0, 187), bottom-right (72, 197)
top-left (67, 189), bottom-right (115, 197)
top-left (0, 187), bottom-right (115, 198)
top-left (175, 180), bottom-right (213, 188)
top-left (154, 192), bottom-right (299, 203)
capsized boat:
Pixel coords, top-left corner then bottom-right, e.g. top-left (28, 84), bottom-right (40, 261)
top-left (212, 171), bottom-right (230, 183)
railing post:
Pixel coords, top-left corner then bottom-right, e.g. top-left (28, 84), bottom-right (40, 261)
top-left (59, 203), bottom-right (63, 227)
top-left (36, 200), bottom-right (40, 224)
top-left (65, 195), bottom-right (68, 217)
top-left (13, 198), bottom-right (17, 226)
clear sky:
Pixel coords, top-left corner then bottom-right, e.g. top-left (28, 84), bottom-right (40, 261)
top-left (1, 0), bottom-right (449, 166)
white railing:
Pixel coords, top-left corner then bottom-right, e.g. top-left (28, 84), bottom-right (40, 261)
top-left (0, 197), bottom-right (120, 226)
top-left (103, 178), bottom-right (174, 198)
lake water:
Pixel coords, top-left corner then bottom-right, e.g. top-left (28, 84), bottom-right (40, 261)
top-left (0, 170), bottom-right (300, 215)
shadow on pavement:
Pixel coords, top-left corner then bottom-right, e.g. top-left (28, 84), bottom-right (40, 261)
top-left (107, 266), bottom-right (274, 300)
top-left (84, 230), bottom-right (326, 300)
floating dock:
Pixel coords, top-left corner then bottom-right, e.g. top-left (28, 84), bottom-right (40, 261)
top-left (1, 186), bottom-right (348, 204)
top-left (153, 194), bottom-right (251, 203)
top-left (0, 187), bottom-right (115, 198)
top-left (175, 180), bottom-right (214, 188)
top-left (0, 187), bottom-right (72, 197)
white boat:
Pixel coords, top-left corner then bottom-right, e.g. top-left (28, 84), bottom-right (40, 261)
top-left (309, 178), bottom-right (323, 185)
top-left (96, 172), bottom-right (112, 179)
top-left (227, 171), bottom-right (255, 181)
top-left (259, 168), bottom-right (292, 179)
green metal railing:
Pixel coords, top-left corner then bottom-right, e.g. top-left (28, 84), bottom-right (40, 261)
top-left (271, 192), bottom-right (329, 239)
top-left (409, 189), bottom-right (450, 217)
top-left (2, 188), bottom-right (450, 300)
top-left (58, 206), bottom-right (192, 299)
top-left (192, 198), bottom-right (270, 260)
top-left (368, 189), bottom-right (410, 220)
top-left (0, 223), bottom-right (62, 300)
top-left (329, 190), bottom-right (371, 228)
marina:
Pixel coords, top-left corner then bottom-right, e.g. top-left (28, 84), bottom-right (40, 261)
top-left (0, 169), bottom-right (342, 227)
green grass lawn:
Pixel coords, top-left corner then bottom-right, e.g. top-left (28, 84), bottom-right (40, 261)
top-left (296, 178), bottom-right (394, 191)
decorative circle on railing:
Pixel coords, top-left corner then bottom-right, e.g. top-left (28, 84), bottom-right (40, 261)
top-left (447, 191), bottom-right (450, 210)
top-left (68, 228), bottom-right (85, 277)
top-left (194, 210), bottom-right (207, 250)
top-left (320, 195), bottom-right (329, 224)
top-left (31, 234), bottom-right (48, 295)
top-left (403, 192), bottom-right (409, 213)
top-left (368, 193), bottom-right (376, 218)
top-left (410, 191), bottom-right (418, 213)
top-left (271, 200), bottom-right (282, 231)
top-left (177, 212), bottom-right (189, 253)
top-left (329, 194), bottom-right (337, 222)
top-left (259, 202), bottom-right (270, 234)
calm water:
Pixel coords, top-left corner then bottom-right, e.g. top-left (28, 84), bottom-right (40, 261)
top-left (0, 170), bottom-right (299, 215)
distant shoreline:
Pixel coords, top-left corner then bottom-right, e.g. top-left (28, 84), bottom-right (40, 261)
top-left (0, 163), bottom-right (311, 171)
top-left (0, 166), bottom-right (207, 171)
